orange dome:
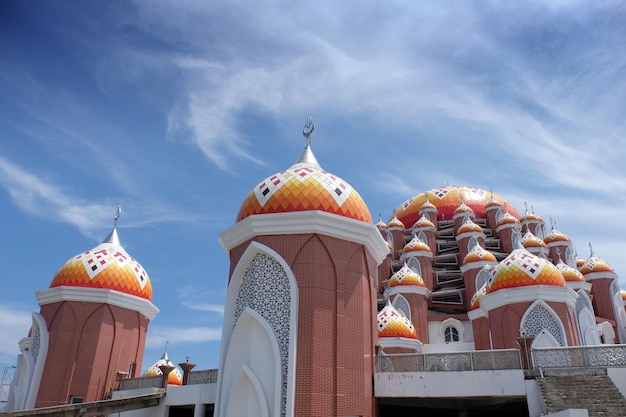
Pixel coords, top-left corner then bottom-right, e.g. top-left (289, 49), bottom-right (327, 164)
top-left (457, 218), bottom-right (483, 235)
top-left (144, 351), bottom-right (183, 385)
top-left (487, 248), bottom-right (566, 293)
top-left (377, 302), bottom-right (417, 339)
top-left (580, 256), bottom-right (614, 275)
top-left (621, 289), bottom-right (626, 301)
top-left (389, 263), bottom-right (426, 287)
top-left (387, 214), bottom-right (405, 229)
top-left (402, 235), bottom-right (431, 254)
top-left (50, 229), bottom-right (152, 301)
top-left (556, 261), bottom-right (585, 283)
top-left (497, 211), bottom-right (519, 227)
top-left (544, 228), bottom-right (570, 244)
top-left (395, 186), bottom-right (520, 226)
top-left (236, 145), bottom-right (372, 223)
top-left (463, 245), bottom-right (497, 265)
top-left (470, 283), bottom-right (487, 311)
top-left (522, 231), bottom-right (547, 249)
top-left (412, 214), bottom-right (435, 230)
top-left (454, 201), bottom-right (475, 216)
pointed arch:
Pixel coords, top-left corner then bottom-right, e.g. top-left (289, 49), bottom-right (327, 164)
top-left (531, 330), bottom-right (560, 348)
top-left (495, 208), bottom-right (504, 224)
top-left (467, 236), bottom-right (478, 253)
top-left (440, 318), bottom-right (465, 343)
top-left (613, 291), bottom-right (626, 343)
top-left (225, 364), bottom-right (269, 417)
top-left (475, 268), bottom-right (492, 292)
top-left (392, 294), bottom-right (411, 321)
top-left (521, 300), bottom-right (566, 346)
top-left (217, 242), bottom-right (298, 417)
top-left (386, 233), bottom-right (394, 251)
top-left (407, 257), bottom-right (422, 277)
top-left (575, 291), bottom-right (598, 345)
top-left (417, 231), bottom-right (427, 244)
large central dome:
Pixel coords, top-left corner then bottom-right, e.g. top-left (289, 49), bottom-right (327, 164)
top-left (395, 185), bottom-right (520, 227)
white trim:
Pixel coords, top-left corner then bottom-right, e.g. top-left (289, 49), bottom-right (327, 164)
top-left (24, 313), bottom-right (49, 409)
top-left (218, 210), bottom-right (389, 264)
top-left (216, 242), bottom-right (298, 417)
top-left (583, 271), bottom-right (619, 281)
top-left (545, 241), bottom-right (572, 249)
top-left (455, 231), bottom-right (483, 241)
top-left (495, 222), bottom-right (516, 233)
top-left (389, 286), bottom-right (429, 298)
top-left (379, 336), bottom-right (423, 351)
top-left (400, 250), bottom-right (433, 260)
top-left (479, 285), bottom-right (578, 313)
top-left (566, 281), bottom-right (592, 292)
top-left (224, 363), bottom-right (270, 417)
top-left (35, 287), bottom-right (158, 320)
top-left (440, 318), bottom-right (465, 343)
top-left (460, 260), bottom-right (496, 273)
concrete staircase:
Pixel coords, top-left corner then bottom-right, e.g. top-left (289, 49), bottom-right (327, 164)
top-left (536, 368), bottom-right (626, 416)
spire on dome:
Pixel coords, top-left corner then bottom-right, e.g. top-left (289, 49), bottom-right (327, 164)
top-left (588, 242), bottom-right (594, 257)
top-left (102, 205), bottom-right (122, 246)
top-left (512, 224), bottom-right (524, 250)
top-left (294, 117), bottom-right (320, 166)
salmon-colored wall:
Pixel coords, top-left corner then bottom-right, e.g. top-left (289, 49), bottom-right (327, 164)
top-left (590, 279), bottom-right (617, 321)
top-left (229, 233), bottom-right (378, 417)
top-left (36, 301), bottom-right (147, 407)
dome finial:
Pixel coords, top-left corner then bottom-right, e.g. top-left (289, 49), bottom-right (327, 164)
top-left (512, 224), bottom-right (524, 250)
top-left (302, 116), bottom-right (315, 146)
top-left (588, 242), bottom-right (594, 257)
top-left (524, 201), bottom-right (528, 214)
top-left (114, 205), bottom-right (121, 228)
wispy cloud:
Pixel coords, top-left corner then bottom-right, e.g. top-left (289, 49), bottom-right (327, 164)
top-left (176, 286), bottom-right (225, 315)
top-left (146, 326), bottom-right (222, 347)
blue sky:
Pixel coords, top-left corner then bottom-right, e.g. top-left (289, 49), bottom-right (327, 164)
top-left (1, 0), bottom-right (626, 376)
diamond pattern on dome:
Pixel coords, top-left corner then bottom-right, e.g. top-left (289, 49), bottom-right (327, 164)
top-left (378, 303), bottom-right (417, 338)
top-left (556, 262), bottom-right (585, 282)
top-left (463, 245), bottom-right (496, 265)
top-left (488, 249), bottom-right (565, 293)
top-left (470, 284), bottom-right (487, 311)
top-left (237, 165), bottom-right (371, 223)
top-left (395, 186), bottom-right (521, 226)
top-left (403, 236), bottom-right (431, 253)
top-left (580, 256), bottom-right (614, 274)
top-left (458, 219), bottom-right (482, 234)
top-left (144, 357), bottom-right (183, 385)
top-left (50, 242), bottom-right (152, 301)
top-left (544, 229), bottom-right (570, 243)
top-left (389, 263), bottom-right (425, 287)
top-left (413, 214), bottom-right (435, 229)
top-left (522, 231), bottom-right (547, 248)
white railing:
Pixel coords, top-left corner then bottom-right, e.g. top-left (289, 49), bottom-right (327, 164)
top-left (377, 349), bottom-right (522, 372)
top-left (532, 345), bottom-right (626, 369)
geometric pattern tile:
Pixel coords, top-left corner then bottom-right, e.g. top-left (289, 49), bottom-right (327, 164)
top-left (544, 228), bottom-right (570, 244)
top-left (237, 165), bottom-right (372, 223)
top-left (395, 186), bottom-right (521, 227)
top-left (469, 283), bottom-right (487, 311)
top-left (378, 303), bottom-right (417, 339)
top-left (389, 263), bottom-right (425, 288)
top-left (463, 245), bottom-right (497, 265)
top-left (556, 262), bottom-right (586, 282)
top-left (580, 256), bottom-right (614, 275)
top-left (402, 235), bottom-right (431, 253)
top-left (50, 242), bottom-right (152, 301)
top-left (488, 249), bottom-right (565, 294)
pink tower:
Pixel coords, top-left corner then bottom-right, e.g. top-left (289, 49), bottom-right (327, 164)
top-left (6, 215), bottom-right (158, 411)
top-left (216, 122), bottom-right (388, 417)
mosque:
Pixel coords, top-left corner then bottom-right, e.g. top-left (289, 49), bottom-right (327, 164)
top-left (3, 122), bottom-right (626, 417)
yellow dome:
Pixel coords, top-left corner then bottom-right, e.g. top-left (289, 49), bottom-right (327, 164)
top-left (389, 263), bottom-right (426, 287)
top-left (463, 245), bottom-right (497, 265)
top-left (544, 228), bottom-right (570, 244)
top-left (580, 256), bottom-right (614, 275)
top-left (556, 261), bottom-right (585, 283)
top-left (402, 235), bottom-right (431, 254)
top-left (457, 218), bottom-right (483, 235)
top-left (487, 248), bottom-right (566, 294)
top-left (522, 231), bottom-right (547, 249)
top-left (236, 145), bottom-right (372, 223)
top-left (412, 214), bottom-right (435, 229)
top-left (144, 351), bottom-right (183, 386)
top-left (49, 228), bottom-right (152, 301)
top-left (377, 302), bottom-right (417, 339)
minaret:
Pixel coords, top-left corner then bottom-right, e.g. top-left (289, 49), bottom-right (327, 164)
top-left (217, 119), bottom-right (388, 417)
top-left (5, 208), bottom-right (158, 410)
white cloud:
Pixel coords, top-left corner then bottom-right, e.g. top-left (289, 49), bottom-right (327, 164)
top-left (0, 307), bottom-right (31, 367)
top-left (146, 326), bottom-right (222, 347)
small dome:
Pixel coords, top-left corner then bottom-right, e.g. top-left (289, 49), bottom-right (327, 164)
top-left (469, 283), bottom-right (487, 311)
top-left (403, 235), bottom-right (432, 254)
top-left (375, 216), bottom-right (387, 230)
top-left (144, 350), bottom-right (183, 386)
top-left (377, 302), bottom-right (417, 339)
top-left (395, 186), bottom-right (520, 226)
top-left (487, 248), bottom-right (566, 294)
top-left (50, 227), bottom-right (152, 301)
top-left (621, 289), bottom-right (626, 301)
top-left (463, 245), bottom-right (497, 265)
top-left (522, 231), bottom-right (547, 249)
top-left (521, 212), bottom-right (543, 222)
top-left (556, 260), bottom-right (585, 283)
top-left (544, 228), bottom-right (571, 244)
top-left (580, 255), bottom-right (614, 275)
top-left (420, 194), bottom-right (437, 212)
top-left (454, 200), bottom-right (475, 216)
top-left (386, 240), bottom-right (393, 252)
top-left (236, 144), bottom-right (372, 223)
top-left (387, 214), bottom-right (405, 229)
top-left (485, 193), bottom-right (502, 208)
top-left (457, 218), bottom-right (483, 235)
top-left (575, 256), bottom-right (586, 270)
top-left (413, 213), bottom-right (435, 229)
top-left (496, 211), bottom-right (519, 227)
top-left (389, 263), bottom-right (426, 287)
